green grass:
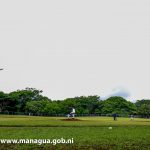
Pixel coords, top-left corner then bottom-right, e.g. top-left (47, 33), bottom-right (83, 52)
top-left (0, 115), bottom-right (149, 127)
top-left (0, 115), bottom-right (149, 150)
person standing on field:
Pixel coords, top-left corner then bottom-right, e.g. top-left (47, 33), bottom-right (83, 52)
top-left (130, 114), bottom-right (134, 120)
top-left (112, 113), bottom-right (117, 121)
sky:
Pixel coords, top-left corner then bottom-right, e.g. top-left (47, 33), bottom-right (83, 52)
top-left (0, 0), bottom-right (150, 101)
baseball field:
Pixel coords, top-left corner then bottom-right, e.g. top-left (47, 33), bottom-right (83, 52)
top-left (0, 115), bottom-right (149, 150)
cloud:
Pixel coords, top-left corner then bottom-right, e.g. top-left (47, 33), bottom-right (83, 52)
top-left (101, 87), bottom-right (130, 100)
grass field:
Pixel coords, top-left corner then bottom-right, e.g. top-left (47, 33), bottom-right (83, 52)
top-left (0, 115), bottom-right (149, 150)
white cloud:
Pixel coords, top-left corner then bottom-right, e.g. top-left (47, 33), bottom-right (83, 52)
top-left (101, 87), bottom-right (130, 100)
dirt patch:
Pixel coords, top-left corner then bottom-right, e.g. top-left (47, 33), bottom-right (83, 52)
top-left (61, 118), bottom-right (82, 121)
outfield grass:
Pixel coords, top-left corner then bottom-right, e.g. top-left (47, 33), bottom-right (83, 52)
top-left (0, 115), bottom-right (149, 150)
top-left (0, 115), bottom-right (149, 127)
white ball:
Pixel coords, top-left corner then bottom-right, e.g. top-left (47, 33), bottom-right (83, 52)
top-left (108, 127), bottom-right (112, 129)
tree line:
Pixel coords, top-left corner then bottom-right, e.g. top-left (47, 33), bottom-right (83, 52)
top-left (0, 88), bottom-right (150, 117)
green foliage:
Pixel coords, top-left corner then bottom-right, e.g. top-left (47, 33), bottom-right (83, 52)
top-left (135, 100), bottom-right (150, 117)
top-left (8, 88), bottom-right (50, 112)
top-left (0, 91), bottom-right (10, 112)
top-left (0, 88), bottom-right (149, 117)
top-left (26, 100), bottom-right (49, 114)
top-left (101, 96), bottom-right (136, 115)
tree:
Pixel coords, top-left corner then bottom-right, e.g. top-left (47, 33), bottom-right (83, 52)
top-left (25, 100), bottom-right (49, 114)
top-left (9, 88), bottom-right (50, 112)
top-left (26, 100), bottom-right (62, 115)
top-left (0, 91), bottom-right (10, 112)
top-left (101, 96), bottom-right (136, 115)
top-left (62, 95), bottom-right (100, 114)
top-left (135, 100), bottom-right (150, 117)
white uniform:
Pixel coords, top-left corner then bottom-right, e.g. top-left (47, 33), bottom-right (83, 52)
top-left (69, 108), bottom-right (75, 118)
top-left (72, 108), bottom-right (75, 114)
